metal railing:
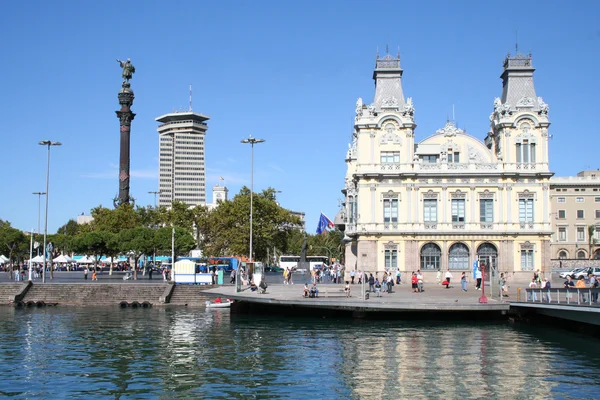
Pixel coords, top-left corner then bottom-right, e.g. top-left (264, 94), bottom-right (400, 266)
top-left (523, 288), bottom-right (600, 306)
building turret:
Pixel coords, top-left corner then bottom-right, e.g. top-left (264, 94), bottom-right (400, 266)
top-left (372, 52), bottom-right (405, 111)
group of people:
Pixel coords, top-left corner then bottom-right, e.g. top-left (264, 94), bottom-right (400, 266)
top-left (561, 272), bottom-right (599, 303)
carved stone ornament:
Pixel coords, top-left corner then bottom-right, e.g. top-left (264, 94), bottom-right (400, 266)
top-left (451, 190), bottom-right (466, 199)
top-left (402, 97), bottom-right (415, 116)
top-left (541, 129), bottom-right (549, 138)
top-left (368, 103), bottom-right (376, 116)
top-left (382, 190), bottom-right (399, 199)
top-left (380, 123), bottom-right (402, 144)
top-left (436, 121), bottom-right (464, 137)
top-left (384, 241), bottom-right (397, 250)
top-left (370, 183), bottom-right (377, 191)
top-left (479, 189), bottom-right (494, 200)
top-left (518, 189), bottom-right (535, 199)
top-left (516, 97), bottom-right (535, 107)
top-left (355, 97), bottom-right (363, 119)
top-left (382, 96), bottom-right (399, 108)
top-left (521, 241), bottom-right (534, 250)
top-left (467, 145), bottom-right (483, 163)
top-left (538, 97), bottom-right (549, 115)
top-left (493, 98), bottom-right (513, 119)
top-left (423, 190), bottom-right (438, 199)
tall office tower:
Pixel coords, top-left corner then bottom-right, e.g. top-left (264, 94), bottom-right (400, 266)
top-left (156, 111), bottom-right (210, 207)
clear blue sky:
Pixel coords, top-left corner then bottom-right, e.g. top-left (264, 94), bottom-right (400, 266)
top-left (1, 0), bottom-right (599, 234)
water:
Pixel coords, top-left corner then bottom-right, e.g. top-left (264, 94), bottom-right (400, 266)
top-left (0, 306), bottom-right (599, 399)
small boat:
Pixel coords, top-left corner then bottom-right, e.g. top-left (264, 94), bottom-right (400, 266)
top-left (205, 299), bottom-right (232, 308)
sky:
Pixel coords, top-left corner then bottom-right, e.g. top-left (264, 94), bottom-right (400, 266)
top-left (0, 0), bottom-right (599, 235)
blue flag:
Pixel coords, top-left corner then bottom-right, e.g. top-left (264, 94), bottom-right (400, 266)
top-left (316, 212), bottom-right (334, 235)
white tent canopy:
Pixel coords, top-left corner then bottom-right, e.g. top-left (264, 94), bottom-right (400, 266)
top-left (29, 255), bottom-right (48, 263)
top-left (0, 255), bottom-right (9, 263)
top-left (53, 255), bottom-right (74, 263)
top-left (76, 256), bottom-right (94, 264)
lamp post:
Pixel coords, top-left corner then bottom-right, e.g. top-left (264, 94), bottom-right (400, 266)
top-left (241, 136), bottom-right (265, 262)
top-left (32, 192), bottom-right (46, 255)
top-left (148, 190), bottom-right (161, 271)
top-left (39, 140), bottom-right (62, 283)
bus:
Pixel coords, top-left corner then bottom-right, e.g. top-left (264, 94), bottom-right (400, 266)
top-left (279, 255), bottom-right (300, 271)
top-left (307, 256), bottom-right (329, 271)
top-left (208, 257), bottom-right (241, 273)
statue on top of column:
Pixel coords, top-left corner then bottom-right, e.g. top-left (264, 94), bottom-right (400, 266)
top-left (116, 58), bottom-right (136, 83)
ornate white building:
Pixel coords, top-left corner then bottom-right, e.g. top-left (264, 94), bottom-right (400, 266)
top-left (339, 52), bottom-right (553, 279)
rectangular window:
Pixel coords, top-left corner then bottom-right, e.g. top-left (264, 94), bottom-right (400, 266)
top-left (558, 210), bottom-right (566, 219)
top-left (577, 227), bottom-right (585, 242)
top-left (557, 197), bottom-right (566, 203)
top-left (421, 155), bottom-right (439, 163)
top-left (380, 151), bottom-right (400, 164)
top-left (530, 143), bottom-right (536, 163)
top-left (519, 199), bottom-right (534, 223)
top-left (521, 249), bottom-right (534, 271)
top-left (576, 197), bottom-right (584, 203)
top-left (522, 141), bottom-right (530, 163)
top-left (423, 199), bottom-right (437, 222)
top-left (383, 199), bottom-right (398, 223)
top-left (558, 227), bottom-right (567, 241)
top-left (447, 152), bottom-right (460, 163)
top-left (595, 197), bottom-right (600, 203)
top-left (348, 197), bottom-right (355, 224)
top-left (516, 143), bottom-right (522, 163)
top-left (596, 210), bottom-right (600, 219)
top-left (480, 199), bottom-right (494, 223)
top-left (384, 249), bottom-right (398, 270)
top-left (577, 210), bottom-right (584, 219)
top-left (451, 199), bottom-right (465, 222)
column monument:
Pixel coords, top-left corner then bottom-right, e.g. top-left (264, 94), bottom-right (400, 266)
top-left (114, 58), bottom-right (136, 206)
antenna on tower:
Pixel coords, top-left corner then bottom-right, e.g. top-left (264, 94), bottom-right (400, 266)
top-left (515, 29), bottom-right (519, 53)
top-left (189, 84), bottom-right (193, 112)
top-left (452, 104), bottom-right (455, 122)
top-left (386, 43), bottom-right (389, 54)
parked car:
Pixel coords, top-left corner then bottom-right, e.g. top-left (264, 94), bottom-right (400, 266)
top-left (559, 268), bottom-right (586, 279)
top-left (572, 267), bottom-right (600, 280)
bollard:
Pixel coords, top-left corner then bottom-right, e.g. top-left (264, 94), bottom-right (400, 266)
top-left (517, 287), bottom-right (521, 302)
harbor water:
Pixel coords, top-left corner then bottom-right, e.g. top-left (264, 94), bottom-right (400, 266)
top-left (0, 306), bottom-right (599, 399)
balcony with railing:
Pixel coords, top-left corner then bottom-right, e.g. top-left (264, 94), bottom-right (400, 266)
top-left (345, 221), bottom-right (551, 236)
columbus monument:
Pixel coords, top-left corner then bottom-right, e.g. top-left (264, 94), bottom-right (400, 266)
top-left (114, 58), bottom-right (136, 206)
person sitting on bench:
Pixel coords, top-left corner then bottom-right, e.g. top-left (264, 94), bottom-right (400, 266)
top-left (303, 283), bottom-right (310, 298)
top-left (344, 282), bottom-right (351, 297)
top-left (250, 280), bottom-right (258, 292)
top-left (310, 283), bottom-right (319, 298)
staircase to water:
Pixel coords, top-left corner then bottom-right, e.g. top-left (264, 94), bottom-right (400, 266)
top-left (169, 285), bottom-right (214, 306)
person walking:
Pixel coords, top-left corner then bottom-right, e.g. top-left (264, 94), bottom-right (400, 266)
top-left (528, 278), bottom-right (538, 301)
top-left (541, 277), bottom-right (551, 303)
top-left (368, 273), bottom-right (375, 293)
top-left (84, 268), bottom-right (88, 280)
top-left (475, 267), bottom-right (482, 290)
top-left (461, 272), bottom-right (467, 292)
top-left (230, 269), bottom-right (236, 284)
top-left (350, 269), bottom-right (355, 284)
top-left (382, 272), bottom-right (388, 293)
top-left (417, 270), bottom-right (424, 293)
top-left (357, 270), bottom-right (363, 284)
top-left (396, 269), bottom-right (401, 285)
top-left (411, 272), bottom-right (418, 293)
top-left (575, 276), bottom-right (588, 303)
top-left (387, 274), bottom-right (394, 293)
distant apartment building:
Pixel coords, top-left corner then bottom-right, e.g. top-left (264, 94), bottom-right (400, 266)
top-left (550, 170), bottom-right (600, 263)
top-left (156, 111), bottom-right (209, 207)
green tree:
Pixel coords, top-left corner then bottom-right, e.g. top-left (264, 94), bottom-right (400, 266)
top-left (154, 227), bottom-right (195, 263)
top-left (204, 187), bottom-right (300, 260)
top-left (0, 219), bottom-right (28, 273)
top-left (90, 203), bottom-right (141, 233)
top-left (72, 231), bottom-right (117, 270)
top-left (119, 227), bottom-right (155, 279)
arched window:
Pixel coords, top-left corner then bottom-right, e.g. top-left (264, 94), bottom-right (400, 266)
top-left (577, 250), bottom-right (587, 259)
top-left (558, 250), bottom-right (568, 260)
top-left (420, 243), bottom-right (441, 270)
top-left (595, 249), bottom-right (600, 260)
top-left (477, 243), bottom-right (498, 274)
top-left (449, 243), bottom-right (470, 270)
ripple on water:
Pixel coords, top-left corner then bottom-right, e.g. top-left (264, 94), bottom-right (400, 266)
top-left (0, 308), bottom-right (599, 399)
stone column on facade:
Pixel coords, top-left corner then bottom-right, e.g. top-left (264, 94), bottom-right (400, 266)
top-left (407, 185), bottom-right (413, 223)
top-left (541, 129), bottom-right (548, 169)
top-left (441, 240), bottom-right (448, 271)
top-left (414, 185), bottom-right (420, 225)
top-left (497, 186), bottom-right (504, 225)
top-left (370, 183), bottom-right (376, 225)
top-left (441, 186), bottom-right (448, 225)
top-left (541, 239), bottom-right (551, 275)
top-left (470, 185), bottom-right (476, 229)
top-left (506, 184), bottom-right (513, 224)
top-left (507, 240), bottom-right (515, 272)
top-left (542, 183), bottom-right (549, 225)
top-left (370, 131), bottom-right (376, 166)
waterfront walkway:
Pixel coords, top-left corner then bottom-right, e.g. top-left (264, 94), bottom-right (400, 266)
top-left (205, 282), bottom-right (511, 312)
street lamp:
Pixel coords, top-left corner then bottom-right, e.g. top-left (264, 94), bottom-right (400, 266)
top-left (148, 190), bottom-right (162, 269)
top-left (148, 190), bottom-right (161, 208)
top-left (241, 136), bottom-right (265, 262)
top-left (32, 192), bottom-right (46, 255)
top-left (39, 140), bottom-right (62, 283)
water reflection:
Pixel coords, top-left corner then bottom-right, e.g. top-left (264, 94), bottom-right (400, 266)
top-left (0, 307), bottom-right (598, 399)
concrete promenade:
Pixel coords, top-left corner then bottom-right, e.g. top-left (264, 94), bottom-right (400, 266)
top-left (204, 282), bottom-right (511, 313)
